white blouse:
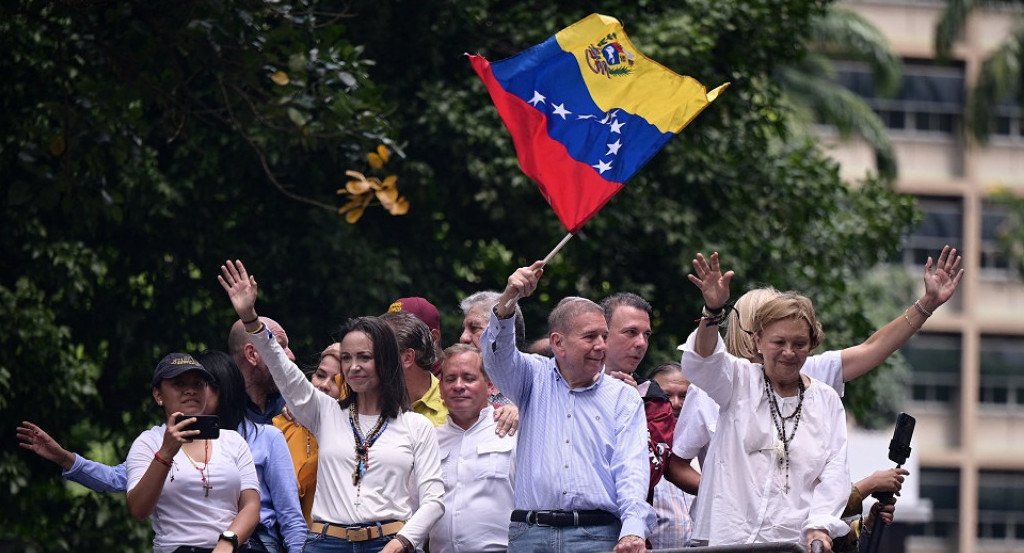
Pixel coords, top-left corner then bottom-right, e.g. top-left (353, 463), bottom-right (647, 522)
top-left (248, 326), bottom-right (444, 548)
top-left (680, 330), bottom-right (851, 545)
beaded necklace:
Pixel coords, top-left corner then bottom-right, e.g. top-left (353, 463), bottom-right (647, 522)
top-left (763, 367), bottom-right (804, 494)
top-left (348, 403), bottom-right (389, 506)
top-left (182, 440), bottom-right (212, 497)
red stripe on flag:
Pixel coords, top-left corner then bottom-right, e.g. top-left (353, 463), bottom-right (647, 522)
top-left (470, 54), bottom-right (623, 234)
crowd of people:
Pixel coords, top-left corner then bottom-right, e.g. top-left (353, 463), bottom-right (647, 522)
top-left (15, 245), bottom-right (964, 553)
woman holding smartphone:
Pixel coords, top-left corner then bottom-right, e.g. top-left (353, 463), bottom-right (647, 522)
top-left (219, 260), bottom-right (444, 553)
top-left (126, 352), bottom-right (261, 553)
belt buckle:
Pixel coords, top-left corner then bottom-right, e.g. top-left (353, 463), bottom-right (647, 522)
top-left (532, 510), bottom-right (556, 527)
top-left (345, 525), bottom-right (372, 541)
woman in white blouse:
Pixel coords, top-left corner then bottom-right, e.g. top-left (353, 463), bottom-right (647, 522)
top-left (219, 259), bottom-right (444, 553)
top-left (680, 252), bottom-right (850, 552)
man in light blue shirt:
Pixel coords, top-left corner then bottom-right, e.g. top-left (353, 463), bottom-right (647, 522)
top-left (481, 261), bottom-right (654, 553)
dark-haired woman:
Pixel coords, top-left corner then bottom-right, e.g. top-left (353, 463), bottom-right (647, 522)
top-left (126, 353), bottom-right (260, 553)
top-left (21, 352), bottom-right (305, 553)
top-left (220, 260), bottom-right (443, 553)
top-left (197, 351), bottom-right (308, 553)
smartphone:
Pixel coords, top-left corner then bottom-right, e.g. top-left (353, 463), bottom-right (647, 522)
top-left (175, 414), bottom-right (220, 439)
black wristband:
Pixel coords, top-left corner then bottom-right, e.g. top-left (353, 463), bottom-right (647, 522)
top-left (241, 315), bottom-right (259, 325)
top-left (703, 304), bottom-right (726, 316)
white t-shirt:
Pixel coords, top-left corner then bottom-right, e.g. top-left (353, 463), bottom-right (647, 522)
top-left (126, 427), bottom-right (259, 553)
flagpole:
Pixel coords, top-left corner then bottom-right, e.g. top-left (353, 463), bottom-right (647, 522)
top-left (541, 232), bottom-right (574, 265)
top-left (504, 232), bottom-right (575, 309)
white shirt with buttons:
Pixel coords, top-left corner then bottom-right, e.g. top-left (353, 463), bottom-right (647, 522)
top-left (429, 406), bottom-right (516, 553)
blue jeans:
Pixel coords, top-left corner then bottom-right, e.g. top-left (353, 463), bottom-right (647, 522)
top-left (507, 521), bottom-right (621, 553)
top-left (253, 525), bottom-right (284, 553)
top-left (300, 533), bottom-right (391, 553)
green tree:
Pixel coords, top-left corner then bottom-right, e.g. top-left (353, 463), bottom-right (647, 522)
top-left (777, 4), bottom-right (902, 179)
top-left (2, 1), bottom-right (405, 550)
top-left (935, 0), bottom-right (1024, 144)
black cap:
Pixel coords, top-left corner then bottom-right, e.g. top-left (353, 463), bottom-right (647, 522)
top-left (152, 353), bottom-right (214, 387)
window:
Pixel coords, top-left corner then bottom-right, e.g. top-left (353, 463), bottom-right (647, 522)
top-left (902, 333), bottom-right (961, 404)
top-left (899, 196), bottom-right (963, 268)
top-left (835, 60), bottom-right (965, 136)
top-left (981, 201), bottom-right (1012, 276)
top-left (979, 336), bottom-right (1024, 407)
top-left (978, 471), bottom-right (1024, 542)
top-left (992, 98), bottom-right (1024, 140)
top-left (912, 468), bottom-right (960, 539)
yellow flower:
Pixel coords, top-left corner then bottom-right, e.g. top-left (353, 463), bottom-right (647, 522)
top-left (270, 71), bottom-right (290, 86)
top-left (338, 148), bottom-right (409, 222)
top-left (338, 194), bottom-right (372, 224)
top-left (343, 170), bottom-right (372, 195)
top-left (387, 196), bottom-right (410, 215)
top-left (367, 145), bottom-right (390, 169)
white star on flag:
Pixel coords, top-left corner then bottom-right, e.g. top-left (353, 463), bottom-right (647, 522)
top-left (528, 91), bottom-right (546, 106)
top-left (592, 159), bottom-right (612, 174)
top-left (606, 139), bottom-right (622, 156)
top-left (552, 103), bottom-right (571, 119)
top-left (609, 120), bottom-right (625, 134)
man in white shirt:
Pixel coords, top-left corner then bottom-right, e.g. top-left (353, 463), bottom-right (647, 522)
top-left (430, 344), bottom-right (516, 553)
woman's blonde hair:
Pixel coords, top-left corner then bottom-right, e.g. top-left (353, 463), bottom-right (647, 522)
top-left (725, 286), bottom-right (781, 362)
top-left (753, 292), bottom-right (825, 351)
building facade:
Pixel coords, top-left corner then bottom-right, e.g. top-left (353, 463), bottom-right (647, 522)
top-left (829, 2), bottom-right (1024, 552)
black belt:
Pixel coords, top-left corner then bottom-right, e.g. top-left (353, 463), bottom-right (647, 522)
top-left (511, 509), bottom-right (619, 527)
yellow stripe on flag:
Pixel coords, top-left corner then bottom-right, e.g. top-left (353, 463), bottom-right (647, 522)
top-left (555, 14), bottom-right (728, 134)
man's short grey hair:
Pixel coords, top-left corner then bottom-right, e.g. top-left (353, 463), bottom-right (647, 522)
top-left (548, 297), bottom-right (604, 336)
top-left (460, 290), bottom-right (526, 349)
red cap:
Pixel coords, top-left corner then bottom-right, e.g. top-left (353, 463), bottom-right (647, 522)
top-left (388, 297), bottom-right (440, 332)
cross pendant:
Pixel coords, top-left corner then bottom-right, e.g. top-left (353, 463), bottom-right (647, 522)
top-left (203, 482), bottom-right (213, 497)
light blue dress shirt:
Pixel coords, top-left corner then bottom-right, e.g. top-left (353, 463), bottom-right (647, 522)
top-left (481, 309), bottom-right (655, 540)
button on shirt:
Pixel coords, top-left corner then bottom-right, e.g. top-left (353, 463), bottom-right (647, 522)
top-left (429, 406), bottom-right (516, 553)
top-left (481, 310), bottom-right (655, 540)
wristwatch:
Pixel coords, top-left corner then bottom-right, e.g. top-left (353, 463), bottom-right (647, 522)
top-left (218, 530), bottom-right (239, 552)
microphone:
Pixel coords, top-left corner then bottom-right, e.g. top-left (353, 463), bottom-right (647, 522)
top-left (866, 412), bottom-right (916, 553)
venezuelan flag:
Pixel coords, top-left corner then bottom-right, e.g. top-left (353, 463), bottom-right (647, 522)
top-left (470, 13), bottom-right (728, 233)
